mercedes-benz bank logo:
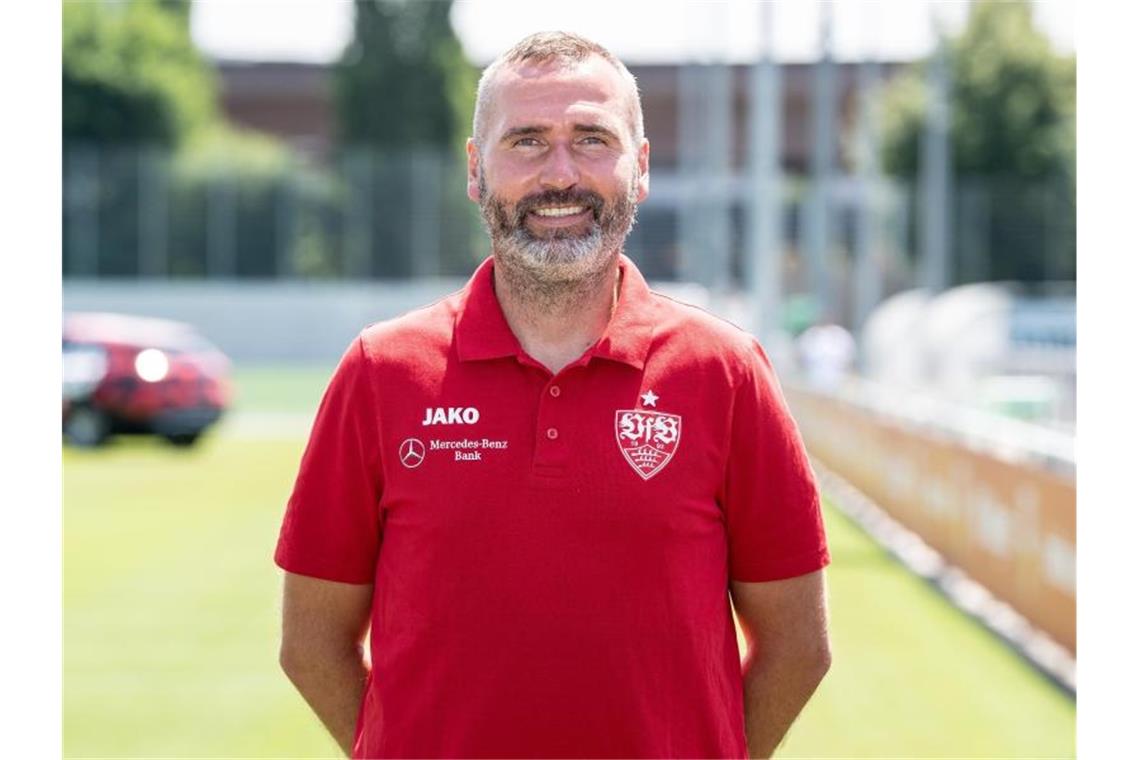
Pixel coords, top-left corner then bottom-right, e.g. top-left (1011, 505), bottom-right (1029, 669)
top-left (399, 438), bottom-right (426, 469)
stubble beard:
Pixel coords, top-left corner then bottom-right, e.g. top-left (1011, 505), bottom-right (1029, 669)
top-left (478, 172), bottom-right (640, 305)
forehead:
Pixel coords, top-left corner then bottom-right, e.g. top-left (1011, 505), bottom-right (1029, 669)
top-left (486, 56), bottom-right (633, 138)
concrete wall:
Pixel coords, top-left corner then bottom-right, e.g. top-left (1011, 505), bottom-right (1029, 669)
top-left (63, 279), bottom-right (468, 364)
top-left (63, 279), bottom-right (719, 364)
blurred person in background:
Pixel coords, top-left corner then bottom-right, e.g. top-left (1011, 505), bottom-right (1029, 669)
top-left (275, 31), bottom-right (830, 759)
top-left (796, 320), bottom-right (856, 392)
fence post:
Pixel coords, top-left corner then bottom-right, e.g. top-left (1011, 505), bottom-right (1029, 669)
top-left (806, 3), bottom-right (838, 316)
top-left (746, 1), bottom-right (784, 341)
top-left (677, 62), bottom-right (700, 284)
top-left (919, 35), bottom-right (953, 292)
top-left (883, 178), bottom-right (912, 287)
top-left (958, 178), bottom-right (990, 283)
top-left (410, 148), bottom-right (442, 278)
top-left (137, 146), bottom-right (169, 279)
top-left (206, 171), bottom-right (237, 277)
top-left (704, 62), bottom-right (734, 294)
top-left (66, 145), bottom-right (100, 278)
top-left (344, 148), bottom-right (372, 279)
top-left (853, 60), bottom-right (884, 332)
top-left (276, 156), bottom-right (296, 279)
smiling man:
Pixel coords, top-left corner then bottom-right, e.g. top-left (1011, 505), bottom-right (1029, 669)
top-left (275, 32), bottom-right (831, 759)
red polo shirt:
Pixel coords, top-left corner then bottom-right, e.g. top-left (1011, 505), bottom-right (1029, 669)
top-left (275, 255), bottom-right (828, 758)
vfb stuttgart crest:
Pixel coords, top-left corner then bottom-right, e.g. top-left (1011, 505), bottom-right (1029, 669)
top-left (614, 409), bottom-right (682, 480)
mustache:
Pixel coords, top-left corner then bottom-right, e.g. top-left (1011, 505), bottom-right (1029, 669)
top-left (513, 188), bottom-right (604, 225)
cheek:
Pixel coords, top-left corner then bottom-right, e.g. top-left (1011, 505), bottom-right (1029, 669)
top-left (481, 161), bottom-right (535, 198)
top-left (594, 155), bottom-right (640, 193)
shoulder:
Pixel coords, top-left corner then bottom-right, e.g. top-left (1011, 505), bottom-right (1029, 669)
top-left (646, 290), bottom-right (767, 379)
top-left (355, 288), bottom-right (463, 368)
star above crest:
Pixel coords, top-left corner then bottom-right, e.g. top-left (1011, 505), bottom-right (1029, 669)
top-left (640, 389), bottom-right (659, 408)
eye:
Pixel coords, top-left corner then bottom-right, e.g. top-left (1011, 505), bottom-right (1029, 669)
top-left (513, 137), bottom-right (542, 148)
top-left (580, 135), bottom-right (607, 146)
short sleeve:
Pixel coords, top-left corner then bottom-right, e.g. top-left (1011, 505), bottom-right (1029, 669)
top-left (274, 335), bottom-right (384, 584)
top-left (721, 339), bottom-right (829, 582)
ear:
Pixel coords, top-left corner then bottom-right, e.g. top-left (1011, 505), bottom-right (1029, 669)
top-left (466, 138), bottom-right (481, 203)
top-left (635, 138), bottom-right (650, 203)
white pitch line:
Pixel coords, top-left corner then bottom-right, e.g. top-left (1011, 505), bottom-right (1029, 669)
top-left (215, 411), bottom-right (315, 440)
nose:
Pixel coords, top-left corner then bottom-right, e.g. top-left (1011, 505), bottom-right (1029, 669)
top-left (538, 143), bottom-right (580, 190)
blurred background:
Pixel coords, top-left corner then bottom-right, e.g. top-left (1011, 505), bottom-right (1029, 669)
top-left (62, 0), bottom-right (1076, 757)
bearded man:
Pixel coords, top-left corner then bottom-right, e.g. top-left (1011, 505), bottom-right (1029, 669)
top-left (276, 31), bottom-right (831, 759)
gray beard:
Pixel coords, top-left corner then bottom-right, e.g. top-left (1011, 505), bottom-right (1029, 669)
top-left (477, 174), bottom-right (639, 308)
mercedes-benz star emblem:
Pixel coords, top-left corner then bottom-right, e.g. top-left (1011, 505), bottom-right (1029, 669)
top-left (399, 438), bottom-right (426, 469)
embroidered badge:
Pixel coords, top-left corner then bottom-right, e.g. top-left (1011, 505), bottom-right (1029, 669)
top-left (614, 409), bottom-right (681, 480)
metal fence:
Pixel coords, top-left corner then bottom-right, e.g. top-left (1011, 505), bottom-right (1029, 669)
top-left (63, 143), bottom-right (488, 280)
top-left (62, 142), bottom-right (1074, 316)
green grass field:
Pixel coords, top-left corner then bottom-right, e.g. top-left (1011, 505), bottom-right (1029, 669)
top-left (63, 367), bottom-right (1075, 758)
top-left (229, 364), bottom-right (336, 414)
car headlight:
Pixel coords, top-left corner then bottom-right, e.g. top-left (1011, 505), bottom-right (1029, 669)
top-left (134, 348), bottom-right (170, 382)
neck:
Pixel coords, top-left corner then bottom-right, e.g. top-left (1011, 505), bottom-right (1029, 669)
top-left (493, 253), bottom-right (622, 374)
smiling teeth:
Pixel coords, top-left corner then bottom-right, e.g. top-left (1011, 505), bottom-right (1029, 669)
top-left (533, 206), bottom-right (586, 217)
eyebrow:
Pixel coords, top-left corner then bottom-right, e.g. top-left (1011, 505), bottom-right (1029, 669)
top-left (500, 123), bottom-right (622, 144)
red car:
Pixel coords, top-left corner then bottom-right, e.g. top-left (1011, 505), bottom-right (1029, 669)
top-left (63, 312), bottom-right (232, 447)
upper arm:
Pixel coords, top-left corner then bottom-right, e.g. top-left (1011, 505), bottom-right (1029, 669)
top-left (721, 340), bottom-right (829, 582)
top-left (274, 337), bottom-right (385, 584)
top-left (280, 571), bottom-right (374, 661)
top-left (730, 570), bottom-right (830, 659)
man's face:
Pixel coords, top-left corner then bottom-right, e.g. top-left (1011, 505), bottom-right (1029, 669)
top-left (467, 56), bottom-right (650, 283)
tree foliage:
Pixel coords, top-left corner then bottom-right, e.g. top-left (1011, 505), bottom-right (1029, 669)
top-left (333, 0), bottom-right (477, 152)
top-left (878, 0), bottom-right (1075, 283)
top-left (63, 0), bottom-right (217, 146)
top-left (167, 126), bottom-right (341, 278)
top-left (880, 0), bottom-right (1075, 181)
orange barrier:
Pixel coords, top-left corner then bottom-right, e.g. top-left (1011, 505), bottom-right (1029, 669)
top-left (787, 387), bottom-right (1075, 653)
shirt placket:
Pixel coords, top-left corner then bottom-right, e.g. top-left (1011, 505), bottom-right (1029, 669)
top-left (520, 353), bottom-right (597, 482)
top-left (532, 371), bottom-right (571, 479)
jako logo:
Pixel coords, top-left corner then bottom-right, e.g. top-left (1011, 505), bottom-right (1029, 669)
top-left (422, 407), bottom-right (480, 426)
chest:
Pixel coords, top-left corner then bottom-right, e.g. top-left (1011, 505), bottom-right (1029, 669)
top-left (375, 356), bottom-right (735, 541)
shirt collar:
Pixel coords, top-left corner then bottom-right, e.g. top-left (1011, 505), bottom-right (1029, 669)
top-left (454, 255), bottom-right (521, 362)
top-left (455, 254), bottom-right (656, 370)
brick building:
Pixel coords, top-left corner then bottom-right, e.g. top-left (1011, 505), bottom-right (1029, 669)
top-left (214, 58), bottom-right (906, 284)
top-left (216, 59), bottom-right (905, 172)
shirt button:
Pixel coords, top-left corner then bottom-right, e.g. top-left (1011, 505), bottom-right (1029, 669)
top-left (549, 385), bottom-right (561, 398)
top-left (546, 427), bottom-right (559, 440)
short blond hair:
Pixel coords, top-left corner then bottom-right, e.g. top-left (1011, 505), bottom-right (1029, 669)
top-left (472, 31), bottom-right (644, 151)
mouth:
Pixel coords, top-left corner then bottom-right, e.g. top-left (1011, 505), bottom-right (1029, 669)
top-left (531, 205), bottom-right (587, 218)
top-left (527, 205), bottom-right (593, 227)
